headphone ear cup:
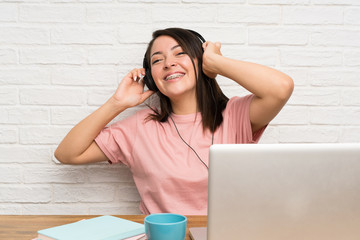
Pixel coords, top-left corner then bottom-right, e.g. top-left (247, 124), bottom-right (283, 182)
top-left (143, 56), bottom-right (158, 92)
top-left (144, 69), bottom-right (158, 92)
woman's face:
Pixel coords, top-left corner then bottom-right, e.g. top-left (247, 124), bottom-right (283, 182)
top-left (150, 35), bottom-right (198, 102)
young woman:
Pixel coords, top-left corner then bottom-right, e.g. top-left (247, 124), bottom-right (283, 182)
top-left (55, 28), bottom-right (294, 215)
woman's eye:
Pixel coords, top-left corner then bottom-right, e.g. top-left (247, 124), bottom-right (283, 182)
top-left (152, 59), bottom-right (161, 65)
top-left (177, 52), bottom-right (186, 56)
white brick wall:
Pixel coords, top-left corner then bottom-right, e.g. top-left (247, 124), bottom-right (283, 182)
top-left (0, 0), bottom-right (359, 215)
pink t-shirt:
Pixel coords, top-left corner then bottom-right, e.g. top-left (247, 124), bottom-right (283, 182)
top-left (95, 95), bottom-right (265, 215)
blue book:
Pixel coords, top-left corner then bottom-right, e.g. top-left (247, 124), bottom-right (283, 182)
top-left (37, 215), bottom-right (145, 240)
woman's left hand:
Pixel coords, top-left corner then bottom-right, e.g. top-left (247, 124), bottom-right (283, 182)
top-left (202, 41), bottom-right (222, 79)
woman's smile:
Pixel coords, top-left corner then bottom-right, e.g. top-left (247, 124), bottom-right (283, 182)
top-left (164, 72), bottom-right (185, 81)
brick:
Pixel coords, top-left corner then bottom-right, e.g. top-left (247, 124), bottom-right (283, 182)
top-left (87, 88), bottom-right (114, 106)
top-left (87, 165), bottom-right (134, 183)
top-left (249, 0), bottom-right (309, 4)
top-left (117, 186), bottom-right (141, 202)
top-left (51, 107), bottom-right (94, 125)
top-left (0, 185), bottom-right (51, 203)
top-left (278, 126), bottom-right (339, 143)
top-left (0, 48), bottom-right (16, 64)
top-left (310, 107), bottom-right (360, 125)
top-left (312, 0), bottom-right (360, 5)
top-left (344, 50), bottom-right (360, 67)
top-left (183, 0), bottom-right (243, 2)
top-left (218, 6), bottom-right (281, 24)
top-left (312, 29), bottom-right (360, 47)
top-left (340, 127), bottom-right (360, 142)
top-left (88, 46), bottom-right (145, 65)
top-left (20, 88), bottom-right (86, 106)
top-left (289, 87), bottom-right (340, 106)
top-left (20, 47), bottom-right (85, 65)
top-left (19, 4), bottom-right (85, 23)
top-left (309, 70), bottom-right (360, 87)
top-left (279, 68), bottom-right (308, 86)
top-left (118, 0), bottom-right (178, 2)
top-left (52, 67), bottom-right (116, 86)
top-left (23, 166), bottom-right (86, 183)
top-left (222, 46), bottom-right (278, 67)
top-left (0, 67), bottom-right (50, 85)
top-left (345, 7), bottom-right (360, 25)
top-left (222, 86), bottom-right (249, 99)
top-left (0, 27), bottom-right (49, 44)
top-left (249, 27), bottom-right (308, 46)
top-left (258, 126), bottom-right (279, 144)
top-left (53, 184), bottom-right (115, 203)
top-left (0, 4), bottom-right (17, 22)
top-left (87, 5), bottom-right (151, 23)
top-left (19, 126), bottom-right (70, 145)
top-left (197, 27), bottom-right (246, 44)
top-left (52, 0), bottom-right (80, 2)
top-left (0, 87), bottom-right (18, 105)
top-left (342, 89), bottom-right (360, 106)
top-left (209, 75), bottom-right (229, 87)
top-left (271, 106), bottom-right (309, 125)
top-left (89, 204), bottom-right (141, 215)
top-left (0, 127), bottom-right (17, 144)
top-left (117, 25), bottom-right (153, 44)
top-left (22, 204), bottom-right (89, 215)
top-left (0, 205), bottom-right (22, 214)
top-left (0, 146), bottom-right (51, 163)
top-left (309, 107), bottom-right (342, 125)
top-left (51, 27), bottom-right (115, 45)
top-left (0, 166), bottom-right (22, 183)
top-left (153, 5), bottom-right (215, 23)
top-left (280, 50), bottom-right (342, 67)
top-left (0, 107), bottom-right (49, 124)
top-left (283, 6), bottom-right (343, 25)
top-left (80, 0), bottom-right (114, 2)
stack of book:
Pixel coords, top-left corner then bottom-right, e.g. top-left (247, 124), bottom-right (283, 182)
top-left (35, 215), bottom-right (146, 240)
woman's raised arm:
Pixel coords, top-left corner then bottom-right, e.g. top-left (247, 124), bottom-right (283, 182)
top-left (54, 68), bottom-right (154, 164)
top-left (202, 41), bottom-right (294, 133)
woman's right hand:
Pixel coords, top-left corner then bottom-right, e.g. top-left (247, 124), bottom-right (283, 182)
top-left (111, 68), bottom-right (155, 109)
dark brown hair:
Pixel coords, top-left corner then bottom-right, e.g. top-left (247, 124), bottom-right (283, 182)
top-left (143, 28), bottom-right (229, 133)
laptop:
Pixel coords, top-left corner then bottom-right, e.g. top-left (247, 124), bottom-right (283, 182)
top-left (189, 143), bottom-right (360, 240)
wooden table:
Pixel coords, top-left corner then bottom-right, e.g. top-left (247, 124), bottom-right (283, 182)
top-left (0, 215), bottom-right (207, 240)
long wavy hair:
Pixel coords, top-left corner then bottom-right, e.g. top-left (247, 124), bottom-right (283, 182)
top-left (143, 28), bottom-right (229, 133)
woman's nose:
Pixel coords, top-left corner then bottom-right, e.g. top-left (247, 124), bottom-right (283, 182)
top-left (163, 57), bottom-right (177, 69)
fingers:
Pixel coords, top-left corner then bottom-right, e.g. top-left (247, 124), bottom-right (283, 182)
top-left (202, 41), bottom-right (222, 60)
top-left (202, 41), bottom-right (211, 52)
top-left (129, 68), bottom-right (146, 82)
top-left (202, 41), bottom-right (221, 50)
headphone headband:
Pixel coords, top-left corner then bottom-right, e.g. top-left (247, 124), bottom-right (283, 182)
top-left (186, 29), bottom-right (206, 44)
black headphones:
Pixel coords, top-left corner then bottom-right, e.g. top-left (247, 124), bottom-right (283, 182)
top-left (143, 29), bottom-right (206, 92)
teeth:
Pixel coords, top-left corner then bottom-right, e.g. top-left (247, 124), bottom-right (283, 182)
top-left (165, 73), bottom-right (184, 81)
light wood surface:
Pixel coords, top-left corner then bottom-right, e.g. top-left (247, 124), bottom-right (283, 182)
top-left (0, 215), bottom-right (207, 240)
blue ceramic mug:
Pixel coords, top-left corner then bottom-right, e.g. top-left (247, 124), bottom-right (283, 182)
top-left (144, 213), bottom-right (187, 240)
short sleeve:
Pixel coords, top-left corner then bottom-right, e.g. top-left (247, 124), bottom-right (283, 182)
top-left (95, 113), bottom-right (138, 166)
top-left (224, 94), bottom-right (267, 143)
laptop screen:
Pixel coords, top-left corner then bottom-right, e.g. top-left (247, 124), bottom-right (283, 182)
top-left (206, 143), bottom-right (360, 240)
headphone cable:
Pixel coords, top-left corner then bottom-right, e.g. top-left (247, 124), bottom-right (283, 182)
top-left (169, 115), bottom-right (209, 170)
top-left (168, 79), bottom-right (217, 170)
